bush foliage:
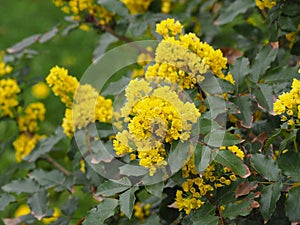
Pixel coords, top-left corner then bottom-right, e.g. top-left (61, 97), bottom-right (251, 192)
top-left (1, 0), bottom-right (300, 224)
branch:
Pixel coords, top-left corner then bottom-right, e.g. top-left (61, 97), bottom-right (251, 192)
top-left (46, 156), bottom-right (72, 176)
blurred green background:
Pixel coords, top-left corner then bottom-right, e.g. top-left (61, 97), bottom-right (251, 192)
top-left (0, 0), bottom-right (99, 129)
top-left (0, 1), bottom-right (100, 222)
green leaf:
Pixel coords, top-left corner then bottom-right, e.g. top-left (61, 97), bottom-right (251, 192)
top-left (145, 181), bottom-right (164, 197)
top-left (7, 34), bottom-right (41, 53)
top-left (194, 145), bottom-right (215, 172)
top-left (204, 130), bottom-right (242, 147)
top-left (98, 0), bottom-right (129, 17)
top-left (252, 83), bottom-right (274, 112)
top-left (262, 66), bottom-right (299, 83)
top-left (204, 96), bottom-right (226, 120)
top-left (102, 76), bottom-right (131, 96)
top-left (215, 150), bottom-right (249, 178)
top-left (96, 177), bottom-right (131, 197)
top-left (62, 198), bottom-right (78, 216)
top-left (199, 118), bottom-right (222, 135)
top-left (168, 141), bottom-right (192, 174)
top-left (39, 26), bottom-right (58, 43)
top-left (250, 154), bottom-right (281, 181)
top-left (233, 95), bottom-right (253, 128)
top-left (222, 199), bottom-right (253, 219)
top-left (259, 181), bottom-right (282, 220)
top-left (83, 198), bottom-right (119, 225)
top-left (278, 151), bottom-right (300, 182)
top-left (291, 40), bottom-right (300, 56)
top-left (28, 190), bottom-right (48, 220)
top-left (215, 0), bottom-right (255, 25)
top-left (230, 57), bottom-right (250, 87)
top-left (249, 45), bottom-right (278, 83)
top-left (143, 214), bottom-right (160, 225)
top-left (182, 203), bottom-right (219, 225)
top-left (93, 33), bottom-right (118, 63)
top-left (285, 186), bottom-right (300, 222)
top-left (2, 179), bottom-right (39, 194)
top-left (29, 169), bottom-right (67, 190)
top-left (26, 127), bottom-right (65, 162)
top-left (0, 193), bottom-right (15, 211)
top-left (119, 187), bottom-right (138, 219)
top-left (119, 164), bottom-right (148, 177)
top-left (0, 120), bottom-right (18, 142)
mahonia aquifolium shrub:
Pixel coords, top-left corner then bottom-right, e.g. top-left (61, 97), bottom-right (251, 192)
top-left (1, 0), bottom-right (300, 224)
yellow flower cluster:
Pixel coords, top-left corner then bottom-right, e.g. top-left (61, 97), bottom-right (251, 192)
top-left (133, 202), bottom-right (151, 221)
top-left (52, 0), bottom-right (113, 26)
top-left (0, 51), bottom-right (13, 76)
top-left (62, 84), bottom-right (112, 137)
top-left (0, 78), bottom-right (20, 117)
top-left (46, 66), bottom-right (79, 107)
top-left (274, 78), bottom-right (300, 126)
top-left (47, 66), bottom-right (112, 137)
top-left (121, 0), bottom-right (171, 14)
top-left (13, 133), bottom-right (45, 162)
top-left (146, 19), bottom-right (234, 89)
top-left (113, 78), bottom-right (200, 176)
top-left (13, 102), bottom-right (46, 162)
top-left (175, 145), bottom-right (242, 214)
top-left (255, 0), bottom-right (277, 10)
top-left (17, 102), bottom-right (46, 133)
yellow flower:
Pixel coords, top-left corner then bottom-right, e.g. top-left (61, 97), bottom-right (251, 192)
top-left (80, 159), bottom-right (86, 173)
top-left (18, 102), bottom-right (46, 133)
top-left (42, 208), bottom-right (61, 224)
top-left (46, 66), bottom-right (79, 107)
top-left (52, 0), bottom-right (113, 25)
top-left (113, 78), bottom-right (200, 176)
top-left (274, 78), bottom-right (300, 126)
top-left (156, 18), bottom-right (183, 38)
top-left (121, 0), bottom-right (152, 14)
top-left (0, 51), bottom-right (13, 76)
top-left (13, 133), bottom-right (45, 162)
top-left (255, 0), bottom-right (277, 10)
top-left (149, 19), bottom-right (234, 88)
top-left (32, 82), bottom-right (50, 99)
top-left (0, 78), bottom-right (20, 117)
top-left (14, 204), bottom-right (31, 218)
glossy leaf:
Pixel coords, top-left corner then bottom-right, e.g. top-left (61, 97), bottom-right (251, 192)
top-left (252, 83), bottom-right (274, 112)
top-left (215, 0), bottom-right (255, 25)
top-left (230, 57), bottom-right (250, 87)
top-left (29, 169), bottom-right (67, 190)
top-left (222, 199), bottom-right (253, 219)
top-left (260, 181), bottom-right (282, 220)
top-left (285, 186), bottom-right (300, 222)
top-left (215, 150), bottom-right (249, 177)
top-left (26, 127), bottom-right (65, 162)
top-left (250, 154), bottom-right (281, 181)
top-left (249, 45), bottom-right (278, 83)
top-left (278, 151), bottom-right (300, 182)
top-left (28, 190), bottom-right (48, 220)
top-left (145, 181), bottom-right (164, 197)
top-left (0, 194), bottom-right (15, 211)
top-left (96, 177), bottom-right (131, 197)
top-left (2, 179), bottom-right (39, 194)
top-left (93, 33), bottom-right (118, 62)
top-left (83, 198), bottom-right (118, 225)
top-left (119, 186), bottom-right (138, 219)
